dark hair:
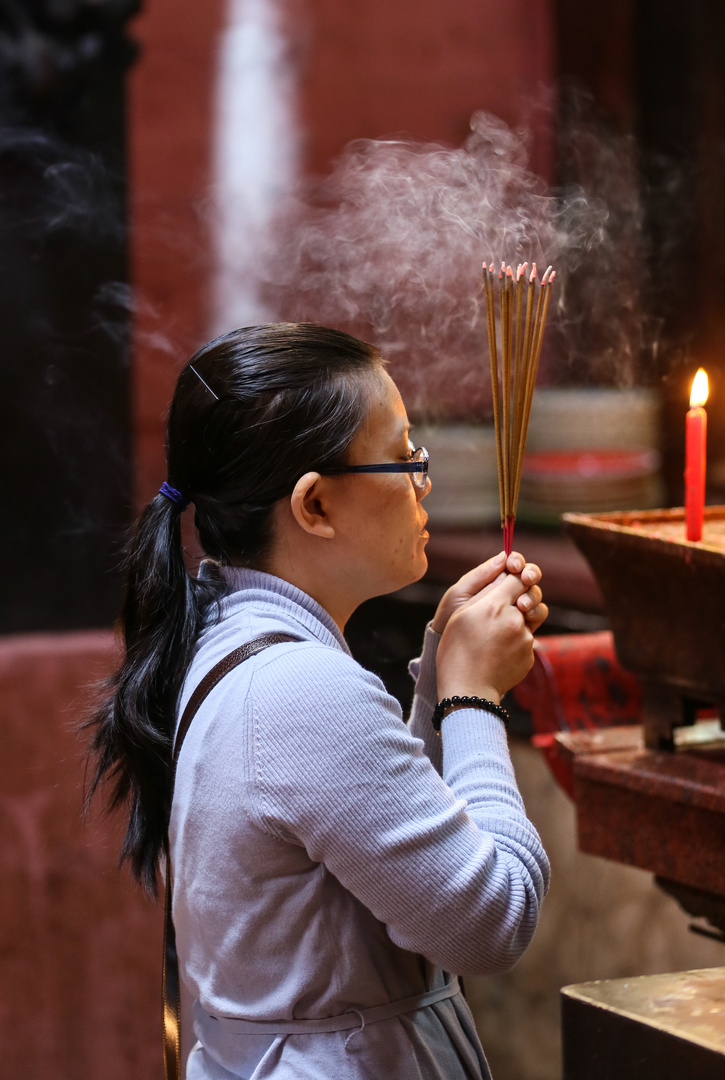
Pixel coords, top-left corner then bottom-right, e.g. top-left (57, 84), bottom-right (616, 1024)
top-left (86, 323), bottom-right (382, 894)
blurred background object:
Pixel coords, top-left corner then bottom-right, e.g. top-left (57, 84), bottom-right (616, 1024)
top-left (527, 387), bottom-right (660, 453)
top-left (518, 448), bottom-right (662, 522)
top-left (413, 424), bottom-right (500, 527)
top-left (519, 373), bottom-right (664, 521)
top-left (520, 387), bottom-right (664, 520)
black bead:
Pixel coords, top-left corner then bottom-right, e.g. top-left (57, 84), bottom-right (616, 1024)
top-left (431, 693), bottom-right (511, 734)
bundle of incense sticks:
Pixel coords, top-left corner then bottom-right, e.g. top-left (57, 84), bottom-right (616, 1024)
top-left (482, 261), bottom-right (556, 555)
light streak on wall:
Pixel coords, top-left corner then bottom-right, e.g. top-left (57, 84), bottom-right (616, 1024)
top-left (212, 0), bottom-right (299, 332)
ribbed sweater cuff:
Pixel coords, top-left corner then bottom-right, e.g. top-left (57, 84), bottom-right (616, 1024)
top-left (407, 624), bottom-right (442, 771)
top-left (440, 706), bottom-right (511, 764)
top-left (407, 623), bottom-right (440, 708)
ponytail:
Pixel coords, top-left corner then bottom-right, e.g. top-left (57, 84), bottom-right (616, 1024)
top-left (86, 493), bottom-right (222, 895)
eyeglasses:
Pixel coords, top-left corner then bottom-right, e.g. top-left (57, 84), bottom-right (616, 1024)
top-left (322, 445), bottom-right (429, 491)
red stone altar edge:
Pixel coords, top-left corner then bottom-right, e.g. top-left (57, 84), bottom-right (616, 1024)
top-left (562, 506), bottom-right (725, 750)
top-left (552, 724), bottom-right (725, 898)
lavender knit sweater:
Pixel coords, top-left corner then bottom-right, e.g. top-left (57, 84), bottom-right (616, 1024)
top-left (170, 567), bottom-right (550, 1080)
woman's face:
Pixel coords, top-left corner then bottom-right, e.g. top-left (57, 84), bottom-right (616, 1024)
top-left (332, 369), bottom-right (431, 599)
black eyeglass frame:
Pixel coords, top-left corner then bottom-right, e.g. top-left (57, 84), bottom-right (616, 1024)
top-left (320, 446), bottom-right (429, 491)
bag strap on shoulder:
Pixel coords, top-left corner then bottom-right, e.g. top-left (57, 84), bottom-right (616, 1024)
top-left (162, 632), bottom-right (300, 1080)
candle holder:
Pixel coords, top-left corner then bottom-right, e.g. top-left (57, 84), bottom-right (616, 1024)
top-left (563, 506), bottom-right (725, 750)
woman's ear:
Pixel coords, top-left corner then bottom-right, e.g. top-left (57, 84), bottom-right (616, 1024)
top-left (289, 472), bottom-right (336, 539)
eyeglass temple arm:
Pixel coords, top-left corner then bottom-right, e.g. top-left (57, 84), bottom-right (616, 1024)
top-left (334, 462), bottom-right (426, 474)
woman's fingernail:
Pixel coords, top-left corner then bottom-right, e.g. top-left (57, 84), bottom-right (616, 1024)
top-left (520, 596), bottom-right (531, 610)
top-left (511, 557), bottom-right (523, 571)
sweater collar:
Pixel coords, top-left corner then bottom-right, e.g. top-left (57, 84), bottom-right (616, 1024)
top-left (199, 562), bottom-right (350, 654)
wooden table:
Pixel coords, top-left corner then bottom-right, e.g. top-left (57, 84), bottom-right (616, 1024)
top-left (562, 967), bottom-right (725, 1079)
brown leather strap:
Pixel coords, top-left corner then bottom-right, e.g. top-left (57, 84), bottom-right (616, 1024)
top-left (162, 633), bottom-right (300, 1080)
top-left (162, 865), bottom-right (181, 1080)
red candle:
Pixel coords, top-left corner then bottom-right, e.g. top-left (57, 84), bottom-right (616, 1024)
top-left (685, 368), bottom-right (708, 542)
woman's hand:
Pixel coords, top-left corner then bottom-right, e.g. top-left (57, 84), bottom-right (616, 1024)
top-left (431, 551), bottom-right (547, 635)
top-left (434, 556), bottom-right (548, 704)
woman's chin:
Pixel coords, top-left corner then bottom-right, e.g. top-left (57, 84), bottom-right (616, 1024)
top-left (412, 551), bottom-right (428, 581)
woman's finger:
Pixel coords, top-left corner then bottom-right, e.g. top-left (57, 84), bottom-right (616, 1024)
top-left (463, 556), bottom-right (540, 603)
top-left (516, 585), bottom-right (543, 613)
top-left (457, 552), bottom-right (507, 595)
top-left (430, 552), bottom-right (507, 633)
top-left (505, 551), bottom-right (526, 575)
top-left (477, 568), bottom-right (531, 605)
top-left (524, 602), bottom-right (549, 631)
top-left (520, 561), bottom-right (542, 586)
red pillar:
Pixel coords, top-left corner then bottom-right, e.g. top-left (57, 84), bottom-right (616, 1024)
top-left (129, 0), bottom-right (228, 507)
top-left (299, 0), bottom-right (555, 179)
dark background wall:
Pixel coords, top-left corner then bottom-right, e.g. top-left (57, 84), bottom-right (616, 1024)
top-left (556, 0), bottom-right (725, 483)
top-left (0, 1), bottom-right (138, 633)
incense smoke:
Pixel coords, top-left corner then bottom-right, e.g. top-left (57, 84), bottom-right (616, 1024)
top-left (250, 109), bottom-right (661, 417)
top-left (553, 95), bottom-right (667, 392)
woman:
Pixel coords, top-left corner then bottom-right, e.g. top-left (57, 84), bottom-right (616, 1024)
top-left (89, 323), bottom-right (550, 1080)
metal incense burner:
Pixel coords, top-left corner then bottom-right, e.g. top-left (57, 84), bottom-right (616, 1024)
top-left (563, 506), bottom-right (725, 750)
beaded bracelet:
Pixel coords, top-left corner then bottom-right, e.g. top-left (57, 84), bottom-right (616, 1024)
top-left (431, 695), bottom-right (510, 733)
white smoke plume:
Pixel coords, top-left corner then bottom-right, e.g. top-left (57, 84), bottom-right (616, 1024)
top-left (254, 111), bottom-right (617, 418)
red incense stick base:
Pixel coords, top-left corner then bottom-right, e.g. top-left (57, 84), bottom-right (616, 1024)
top-left (503, 515), bottom-right (515, 556)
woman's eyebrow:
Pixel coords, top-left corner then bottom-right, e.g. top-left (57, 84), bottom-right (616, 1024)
top-left (389, 424), bottom-right (410, 456)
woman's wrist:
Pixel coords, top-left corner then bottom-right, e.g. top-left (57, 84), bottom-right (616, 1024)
top-left (436, 683), bottom-right (501, 707)
top-left (431, 694), bottom-right (511, 733)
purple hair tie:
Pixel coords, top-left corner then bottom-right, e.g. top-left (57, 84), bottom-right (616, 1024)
top-left (159, 481), bottom-right (190, 511)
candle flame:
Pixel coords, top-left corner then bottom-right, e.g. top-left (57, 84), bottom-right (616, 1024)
top-left (690, 368), bottom-right (709, 408)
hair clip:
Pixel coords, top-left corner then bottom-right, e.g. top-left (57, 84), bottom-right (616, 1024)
top-left (189, 364), bottom-right (219, 401)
